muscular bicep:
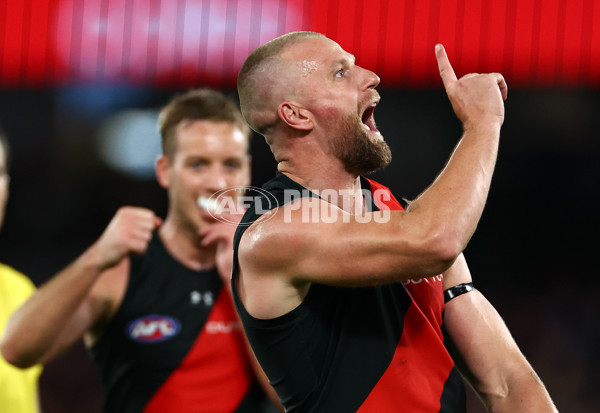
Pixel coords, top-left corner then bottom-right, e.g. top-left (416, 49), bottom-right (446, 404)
top-left (240, 200), bottom-right (454, 287)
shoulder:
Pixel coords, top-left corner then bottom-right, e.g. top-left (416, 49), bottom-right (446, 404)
top-left (239, 202), bottom-right (312, 268)
top-left (238, 197), bottom-right (346, 277)
top-left (236, 206), bottom-right (314, 317)
top-left (238, 207), bottom-right (300, 270)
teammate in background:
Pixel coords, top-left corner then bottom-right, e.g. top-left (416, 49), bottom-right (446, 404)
top-left (1, 90), bottom-right (280, 412)
top-left (233, 31), bottom-right (557, 412)
top-left (0, 130), bottom-right (43, 413)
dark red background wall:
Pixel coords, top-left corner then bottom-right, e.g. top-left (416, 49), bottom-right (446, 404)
top-left (2, 0), bottom-right (599, 89)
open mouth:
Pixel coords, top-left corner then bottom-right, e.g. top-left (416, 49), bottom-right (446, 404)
top-left (361, 105), bottom-right (376, 132)
top-left (361, 103), bottom-right (382, 140)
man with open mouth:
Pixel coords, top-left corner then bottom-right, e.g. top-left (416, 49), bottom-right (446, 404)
top-left (232, 31), bottom-right (556, 413)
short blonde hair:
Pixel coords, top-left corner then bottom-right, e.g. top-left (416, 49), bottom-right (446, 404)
top-left (157, 88), bottom-right (251, 158)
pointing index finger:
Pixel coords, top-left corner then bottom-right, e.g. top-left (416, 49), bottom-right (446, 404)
top-left (435, 44), bottom-right (457, 88)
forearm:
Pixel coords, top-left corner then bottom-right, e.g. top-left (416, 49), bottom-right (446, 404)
top-left (0, 244), bottom-right (104, 367)
top-left (407, 45), bottom-right (506, 263)
top-left (485, 369), bottom-right (557, 413)
top-left (444, 290), bottom-right (556, 413)
top-left (405, 122), bottom-right (500, 258)
top-left (1, 206), bottom-right (159, 367)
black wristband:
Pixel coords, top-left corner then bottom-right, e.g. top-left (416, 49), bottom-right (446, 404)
top-left (444, 282), bottom-right (475, 303)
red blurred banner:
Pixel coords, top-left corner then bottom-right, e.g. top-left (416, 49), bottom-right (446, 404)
top-left (1, 0), bottom-right (599, 89)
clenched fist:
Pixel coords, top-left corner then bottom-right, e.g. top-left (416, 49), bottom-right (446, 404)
top-left (94, 206), bottom-right (162, 270)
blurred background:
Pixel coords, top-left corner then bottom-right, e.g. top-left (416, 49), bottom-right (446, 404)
top-left (0, 0), bottom-right (598, 411)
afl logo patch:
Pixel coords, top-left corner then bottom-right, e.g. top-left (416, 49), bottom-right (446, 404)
top-left (127, 315), bottom-right (181, 343)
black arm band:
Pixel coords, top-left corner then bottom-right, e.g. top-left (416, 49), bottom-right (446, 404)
top-left (444, 282), bottom-right (475, 303)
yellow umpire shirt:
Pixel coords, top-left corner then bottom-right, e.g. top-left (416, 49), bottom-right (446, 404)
top-left (0, 263), bottom-right (42, 413)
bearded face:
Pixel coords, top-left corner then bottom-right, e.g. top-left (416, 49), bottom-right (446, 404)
top-left (328, 112), bottom-right (392, 175)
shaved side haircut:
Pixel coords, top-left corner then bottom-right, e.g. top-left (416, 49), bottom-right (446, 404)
top-left (237, 31), bottom-right (324, 135)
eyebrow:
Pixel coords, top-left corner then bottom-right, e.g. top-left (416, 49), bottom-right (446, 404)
top-left (334, 54), bottom-right (356, 68)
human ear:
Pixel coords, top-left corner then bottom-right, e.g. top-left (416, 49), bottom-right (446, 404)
top-left (155, 154), bottom-right (171, 189)
top-left (278, 102), bottom-right (314, 131)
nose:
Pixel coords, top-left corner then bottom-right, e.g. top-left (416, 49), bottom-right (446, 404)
top-left (361, 67), bottom-right (380, 90)
top-left (205, 166), bottom-right (228, 193)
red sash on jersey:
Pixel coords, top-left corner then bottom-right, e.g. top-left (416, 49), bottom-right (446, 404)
top-left (144, 289), bottom-right (254, 413)
top-left (358, 178), bottom-right (452, 412)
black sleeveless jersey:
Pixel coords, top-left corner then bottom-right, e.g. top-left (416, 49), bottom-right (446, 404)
top-left (231, 173), bottom-right (465, 413)
top-left (90, 234), bottom-right (265, 412)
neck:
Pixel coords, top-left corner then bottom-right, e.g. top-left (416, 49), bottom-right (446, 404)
top-left (158, 216), bottom-right (216, 271)
top-left (270, 129), bottom-right (369, 214)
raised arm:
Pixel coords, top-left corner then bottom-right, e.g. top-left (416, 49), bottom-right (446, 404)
top-left (402, 44), bottom-right (507, 260)
top-left (0, 207), bottom-right (160, 368)
top-left (241, 45), bottom-right (508, 288)
top-left (442, 255), bottom-right (557, 412)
